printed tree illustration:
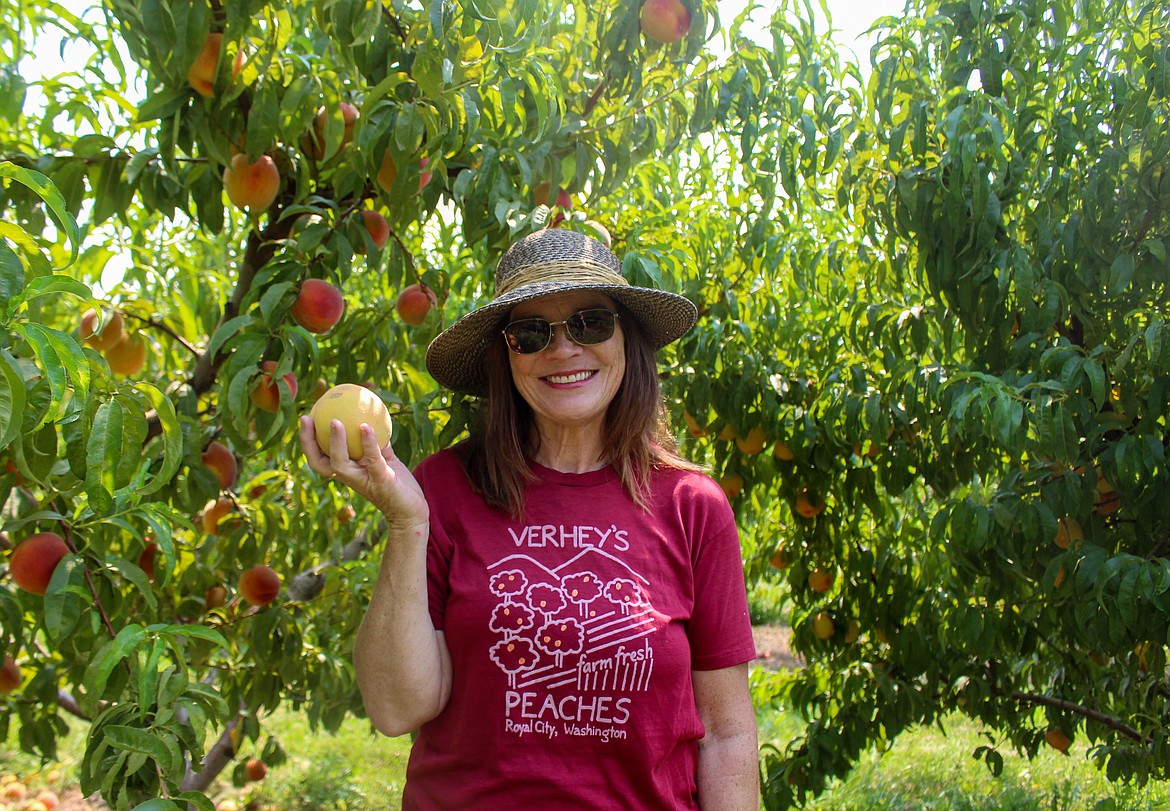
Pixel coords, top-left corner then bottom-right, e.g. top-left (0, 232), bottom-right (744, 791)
top-left (490, 602), bottom-right (536, 638)
top-left (562, 572), bottom-right (603, 617)
top-left (535, 619), bottom-right (585, 668)
top-left (603, 578), bottom-right (643, 615)
top-left (490, 569), bottom-right (529, 603)
top-left (526, 582), bottom-right (567, 618)
top-left (490, 638), bottom-right (539, 689)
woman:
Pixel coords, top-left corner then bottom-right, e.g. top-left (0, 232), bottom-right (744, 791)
top-left (300, 228), bottom-right (759, 809)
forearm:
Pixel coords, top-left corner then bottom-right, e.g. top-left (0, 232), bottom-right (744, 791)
top-left (354, 520), bottom-right (450, 737)
top-left (697, 728), bottom-right (760, 811)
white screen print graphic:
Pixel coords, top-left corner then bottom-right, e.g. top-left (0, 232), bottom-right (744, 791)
top-left (487, 534), bottom-right (667, 742)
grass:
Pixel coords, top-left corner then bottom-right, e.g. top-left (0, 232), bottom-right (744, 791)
top-left (5, 680), bottom-right (1170, 810)
top-left (757, 706), bottom-right (1170, 810)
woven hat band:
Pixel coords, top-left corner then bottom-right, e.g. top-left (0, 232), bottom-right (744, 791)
top-left (496, 259), bottom-right (629, 296)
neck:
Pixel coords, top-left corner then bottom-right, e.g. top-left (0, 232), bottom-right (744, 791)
top-left (531, 421), bottom-right (609, 473)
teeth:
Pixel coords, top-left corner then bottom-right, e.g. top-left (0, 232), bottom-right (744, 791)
top-left (546, 371), bottom-right (593, 384)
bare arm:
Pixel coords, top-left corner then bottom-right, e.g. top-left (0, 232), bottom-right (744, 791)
top-left (299, 417), bottom-right (452, 736)
top-left (694, 663), bottom-right (759, 811)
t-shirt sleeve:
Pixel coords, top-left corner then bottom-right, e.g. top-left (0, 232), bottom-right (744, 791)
top-left (687, 509), bottom-right (757, 671)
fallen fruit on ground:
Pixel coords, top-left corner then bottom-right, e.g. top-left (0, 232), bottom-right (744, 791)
top-left (290, 278), bottom-right (345, 333)
top-left (9, 532), bottom-right (70, 595)
top-left (310, 383), bottom-right (393, 461)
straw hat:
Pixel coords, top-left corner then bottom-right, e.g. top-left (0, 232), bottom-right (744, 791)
top-left (425, 228), bottom-right (697, 395)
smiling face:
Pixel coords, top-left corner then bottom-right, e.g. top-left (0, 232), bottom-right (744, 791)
top-left (506, 290), bottom-right (626, 437)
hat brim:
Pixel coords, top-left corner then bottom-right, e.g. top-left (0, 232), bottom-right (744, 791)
top-left (425, 281), bottom-right (698, 396)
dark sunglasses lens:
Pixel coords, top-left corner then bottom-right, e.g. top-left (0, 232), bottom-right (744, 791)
top-left (567, 310), bottom-right (616, 345)
top-left (504, 320), bottom-right (552, 353)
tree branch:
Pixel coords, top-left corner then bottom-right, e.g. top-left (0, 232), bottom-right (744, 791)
top-left (1009, 690), bottom-right (1147, 743)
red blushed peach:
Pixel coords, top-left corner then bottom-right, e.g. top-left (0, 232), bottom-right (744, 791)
top-left (9, 532), bottom-right (69, 595)
top-left (137, 541), bottom-right (158, 582)
top-left (238, 565), bottom-right (281, 606)
top-left (0, 654), bottom-right (20, 694)
top-left (201, 497), bottom-right (235, 535)
top-left (395, 283), bottom-right (438, 326)
top-left (249, 361), bottom-right (298, 413)
top-left (245, 757), bottom-right (268, 781)
top-left (201, 440), bottom-right (238, 489)
top-left (105, 333), bottom-right (147, 376)
top-left (357, 210), bottom-right (390, 253)
top-left (290, 279), bottom-right (344, 334)
top-left (223, 153), bottom-right (280, 211)
top-left (640, 0), bottom-right (691, 43)
top-left (79, 308), bottom-right (125, 351)
top-left (418, 157), bottom-right (433, 192)
top-left (306, 101), bottom-right (359, 160)
top-left (187, 32), bottom-right (223, 97)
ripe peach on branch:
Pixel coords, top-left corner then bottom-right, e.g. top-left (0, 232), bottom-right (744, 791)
top-left (395, 283), bottom-right (437, 326)
top-left (223, 153), bottom-right (280, 211)
top-left (290, 279), bottom-right (345, 334)
top-left (9, 532), bottom-right (69, 595)
top-left (238, 566), bottom-right (281, 606)
top-left (250, 361), bottom-right (298, 413)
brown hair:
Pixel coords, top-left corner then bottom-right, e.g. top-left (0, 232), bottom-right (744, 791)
top-left (462, 303), bottom-right (698, 516)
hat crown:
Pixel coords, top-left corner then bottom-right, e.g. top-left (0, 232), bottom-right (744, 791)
top-left (494, 229), bottom-right (623, 295)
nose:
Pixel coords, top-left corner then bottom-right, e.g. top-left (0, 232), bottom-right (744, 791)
top-left (544, 321), bottom-right (581, 355)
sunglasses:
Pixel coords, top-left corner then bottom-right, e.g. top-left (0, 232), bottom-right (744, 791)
top-left (502, 308), bottom-right (621, 354)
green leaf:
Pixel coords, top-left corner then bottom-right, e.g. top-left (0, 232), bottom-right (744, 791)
top-left (0, 348), bottom-right (26, 452)
top-left (104, 724), bottom-right (184, 777)
top-left (132, 382), bottom-right (184, 496)
top-left (83, 624), bottom-right (148, 715)
top-left (86, 399), bottom-right (126, 513)
top-left (0, 161), bottom-right (80, 266)
top-left (0, 239), bottom-right (24, 315)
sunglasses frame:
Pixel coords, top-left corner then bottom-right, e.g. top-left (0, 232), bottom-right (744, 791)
top-left (502, 308), bottom-right (621, 355)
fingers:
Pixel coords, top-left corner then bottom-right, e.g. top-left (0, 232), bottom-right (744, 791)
top-left (328, 418), bottom-right (350, 467)
top-left (299, 416), bottom-right (333, 477)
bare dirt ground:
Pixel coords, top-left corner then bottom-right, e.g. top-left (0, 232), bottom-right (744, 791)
top-left (752, 623), bottom-right (801, 670)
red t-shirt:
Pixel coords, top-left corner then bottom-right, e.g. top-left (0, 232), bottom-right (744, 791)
top-left (401, 450), bottom-right (756, 810)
